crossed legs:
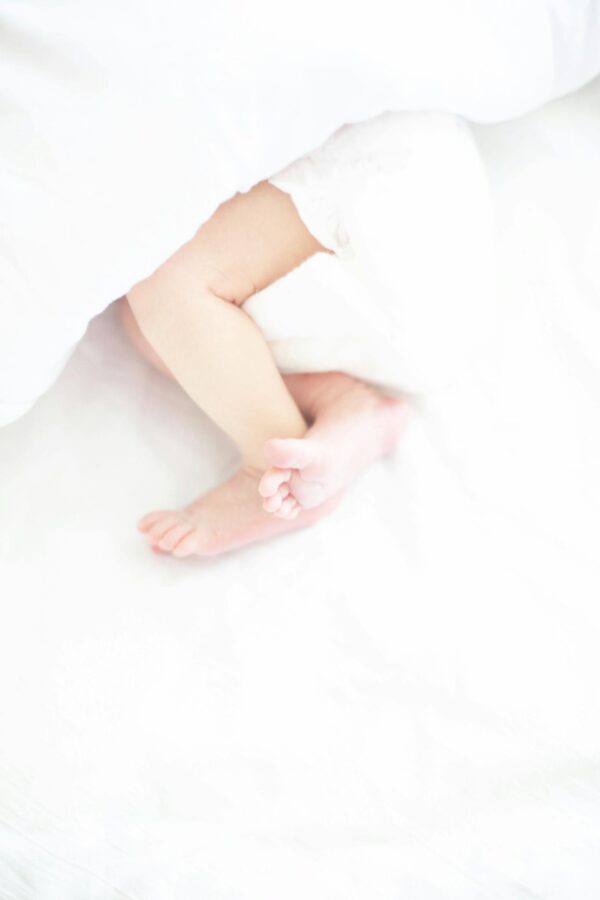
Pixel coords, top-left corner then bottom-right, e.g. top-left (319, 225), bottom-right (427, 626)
top-left (123, 181), bottom-right (407, 557)
top-left (126, 181), bottom-right (324, 477)
top-left (119, 296), bottom-right (406, 556)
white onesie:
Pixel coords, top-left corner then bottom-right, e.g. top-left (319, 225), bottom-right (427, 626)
top-left (2, 1), bottom-right (598, 426)
top-left (244, 110), bottom-right (500, 396)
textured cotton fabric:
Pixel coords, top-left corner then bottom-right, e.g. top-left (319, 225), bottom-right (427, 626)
top-left (1, 74), bottom-right (600, 900)
top-left (1, 0), bottom-right (599, 425)
top-left (265, 111), bottom-right (498, 395)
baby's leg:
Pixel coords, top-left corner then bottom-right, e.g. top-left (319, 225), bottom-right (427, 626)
top-left (119, 294), bottom-right (318, 420)
top-left (119, 298), bottom-right (409, 546)
top-left (126, 181), bottom-right (350, 557)
top-left (127, 181), bottom-right (327, 477)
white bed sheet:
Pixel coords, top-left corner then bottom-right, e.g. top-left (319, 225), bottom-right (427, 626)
top-left (1, 75), bottom-right (600, 898)
top-left (2, 0), bottom-right (600, 428)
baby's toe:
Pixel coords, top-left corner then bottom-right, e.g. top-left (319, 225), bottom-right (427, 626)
top-left (172, 531), bottom-right (200, 558)
top-left (146, 513), bottom-right (181, 545)
top-left (264, 437), bottom-right (319, 470)
top-left (137, 509), bottom-right (172, 532)
top-left (288, 472), bottom-right (328, 510)
top-left (261, 483), bottom-right (290, 513)
top-left (258, 468), bottom-right (292, 499)
top-left (281, 502), bottom-right (300, 520)
top-left (274, 497), bottom-right (300, 520)
top-left (158, 522), bottom-right (193, 552)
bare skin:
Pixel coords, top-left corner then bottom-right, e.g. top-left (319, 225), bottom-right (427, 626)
top-left (259, 382), bottom-right (407, 513)
top-left (119, 297), bottom-right (408, 557)
top-left (123, 180), bottom-right (409, 558)
top-left (126, 182), bottom-right (326, 480)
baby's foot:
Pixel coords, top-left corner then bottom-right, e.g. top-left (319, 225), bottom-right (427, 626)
top-left (137, 468), bottom-right (343, 559)
top-left (258, 383), bottom-right (408, 514)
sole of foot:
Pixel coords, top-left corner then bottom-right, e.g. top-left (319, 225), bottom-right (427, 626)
top-left (137, 467), bottom-right (344, 559)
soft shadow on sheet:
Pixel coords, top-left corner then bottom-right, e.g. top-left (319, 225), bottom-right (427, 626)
top-left (1, 78), bottom-right (600, 900)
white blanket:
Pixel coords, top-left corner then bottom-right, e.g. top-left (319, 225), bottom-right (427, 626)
top-left (255, 110), bottom-right (499, 396)
top-left (1, 72), bottom-right (600, 898)
top-left (1, 0), bottom-right (600, 425)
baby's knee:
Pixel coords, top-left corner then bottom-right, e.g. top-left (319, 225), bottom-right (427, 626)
top-left (203, 266), bottom-right (256, 307)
